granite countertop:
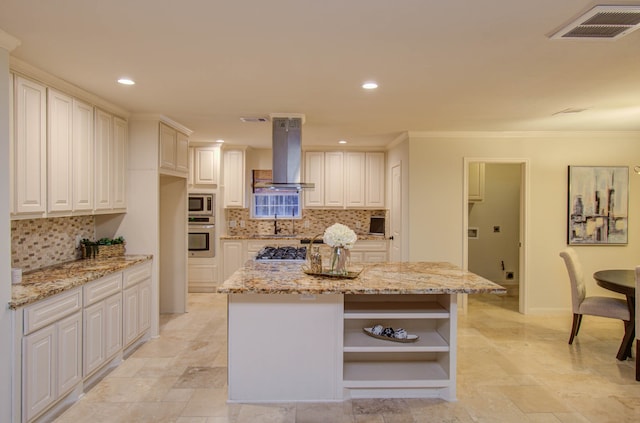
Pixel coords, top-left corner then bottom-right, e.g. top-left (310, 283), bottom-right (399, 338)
top-left (218, 261), bottom-right (506, 295)
top-left (220, 234), bottom-right (387, 241)
top-left (10, 255), bottom-right (153, 309)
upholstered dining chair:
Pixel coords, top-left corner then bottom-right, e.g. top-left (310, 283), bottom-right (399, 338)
top-left (635, 266), bottom-right (639, 381)
top-left (559, 248), bottom-right (630, 344)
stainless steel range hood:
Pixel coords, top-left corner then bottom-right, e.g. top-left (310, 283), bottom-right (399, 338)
top-left (254, 114), bottom-right (314, 190)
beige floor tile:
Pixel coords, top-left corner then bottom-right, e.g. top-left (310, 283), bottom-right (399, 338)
top-left (54, 292), bottom-right (640, 423)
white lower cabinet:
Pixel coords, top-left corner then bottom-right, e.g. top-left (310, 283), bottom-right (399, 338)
top-left (221, 240), bottom-right (244, 282)
top-left (188, 259), bottom-right (218, 293)
top-left (349, 240), bottom-right (388, 263)
top-left (22, 288), bottom-right (82, 423)
top-left (18, 260), bottom-right (152, 422)
top-left (123, 263), bottom-right (152, 348)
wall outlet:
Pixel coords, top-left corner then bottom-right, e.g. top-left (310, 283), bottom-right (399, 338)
top-left (229, 220), bottom-right (236, 228)
top-left (304, 220), bottom-right (310, 228)
top-left (76, 235), bottom-right (83, 249)
top-left (240, 220), bottom-right (245, 228)
top-left (355, 222), bottom-right (361, 229)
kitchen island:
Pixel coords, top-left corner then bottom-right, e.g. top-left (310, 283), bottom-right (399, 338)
top-left (218, 260), bottom-right (505, 402)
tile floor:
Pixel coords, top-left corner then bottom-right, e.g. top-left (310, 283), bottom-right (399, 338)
top-left (55, 287), bottom-right (640, 422)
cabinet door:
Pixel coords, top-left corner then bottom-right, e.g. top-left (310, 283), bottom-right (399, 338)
top-left (138, 280), bottom-right (152, 334)
top-left (195, 147), bottom-right (218, 185)
top-left (223, 149), bottom-right (245, 207)
top-left (123, 286), bottom-right (139, 347)
top-left (94, 109), bottom-right (112, 210)
top-left (57, 312), bottom-right (82, 396)
top-left (324, 152), bottom-right (344, 207)
top-left (105, 294), bottom-right (123, 359)
top-left (304, 152), bottom-right (325, 207)
top-left (222, 241), bottom-right (244, 281)
top-left (365, 152), bottom-right (385, 207)
top-left (72, 99), bottom-right (94, 212)
top-left (23, 325), bottom-right (56, 421)
top-left (159, 123), bottom-right (177, 170)
top-left (112, 117), bottom-right (127, 210)
top-left (345, 152), bottom-right (365, 208)
top-left (176, 131), bottom-right (189, 174)
top-left (83, 301), bottom-right (106, 376)
top-left (468, 162), bottom-right (485, 202)
top-left (14, 76), bottom-right (46, 215)
top-left (47, 89), bottom-right (73, 213)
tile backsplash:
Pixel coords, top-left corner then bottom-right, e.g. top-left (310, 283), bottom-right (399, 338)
top-left (224, 209), bottom-right (388, 238)
top-left (11, 216), bottom-right (95, 272)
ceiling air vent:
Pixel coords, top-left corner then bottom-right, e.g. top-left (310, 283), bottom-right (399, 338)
top-left (550, 5), bottom-right (640, 40)
top-left (240, 116), bottom-right (269, 123)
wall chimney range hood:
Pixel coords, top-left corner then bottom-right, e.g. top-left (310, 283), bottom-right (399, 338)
top-left (254, 114), bottom-right (314, 190)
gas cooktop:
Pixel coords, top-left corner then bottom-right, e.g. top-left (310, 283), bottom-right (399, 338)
top-left (255, 246), bottom-right (307, 261)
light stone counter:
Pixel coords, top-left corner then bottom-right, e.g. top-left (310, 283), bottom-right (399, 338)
top-left (218, 260), bottom-right (506, 295)
top-left (9, 255), bottom-right (153, 309)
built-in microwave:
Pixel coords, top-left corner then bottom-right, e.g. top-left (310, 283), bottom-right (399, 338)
top-left (189, 193), bottom-right (214, 216)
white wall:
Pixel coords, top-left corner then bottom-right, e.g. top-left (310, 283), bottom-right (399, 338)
top-left (0, 33), bottom-right (17, 423)
top-left (408, 132), bottom-right (640, 314)
top-left (468, 163), bottom-right (521, 283)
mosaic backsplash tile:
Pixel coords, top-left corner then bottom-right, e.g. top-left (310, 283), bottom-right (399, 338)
top-left (224, 209), bottom-right (388, 238)
top-left (11, 216), bottom-right (95, 272)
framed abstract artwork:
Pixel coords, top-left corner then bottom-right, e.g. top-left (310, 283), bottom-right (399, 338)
top-left (567, 166), bottom-right (628, 245)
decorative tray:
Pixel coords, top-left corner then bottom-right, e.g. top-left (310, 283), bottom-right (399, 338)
top-left (302, 267), bottom-right (362, 279)
top-left (363, 327), bottom-right (419, 343)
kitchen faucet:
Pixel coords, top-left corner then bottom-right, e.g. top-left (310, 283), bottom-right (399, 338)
top-left (274, 214), bottom-right (281, 235)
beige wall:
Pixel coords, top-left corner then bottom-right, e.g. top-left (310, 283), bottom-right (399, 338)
top-left (408, 132), bottom-right (640, 314)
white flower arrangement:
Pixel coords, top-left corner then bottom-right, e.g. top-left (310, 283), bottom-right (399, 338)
top-left (323, 223), bottom-right (358, 249)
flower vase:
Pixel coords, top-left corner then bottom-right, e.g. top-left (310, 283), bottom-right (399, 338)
top-left (330, 246), bottom-right (349, 275)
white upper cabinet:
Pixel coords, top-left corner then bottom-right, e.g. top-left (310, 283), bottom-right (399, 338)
top-left (94, 109), bottom-right (127, 213)
top-left (303, 151), bottom-right (325, 208)
top-left (194, 146), bottom-right (220, 185)
top-left (112, 117), bottom-right (127, 211)
top-left (468, 162), bottom-right (485, 202)
top-left (365, 152), bottom-right (385, 208)
top-left (13, 75), bottom-right (46, 216)
top-left (47, 89), bottom-right (73, 213)
top-left (94, 109), bottom-right (112, 211)
top-left (345, 152), bottom-right (366, 208)
top-left (176, 131), bottom-right (189, 174)
top-left (159, 122), bottom-right (189, 177)
top-left (223, 148), bottom-right (245, 208)
top-left (72, 99), bottom-right (94, 212)
top-left (305, 151), bottom-right (385, 209)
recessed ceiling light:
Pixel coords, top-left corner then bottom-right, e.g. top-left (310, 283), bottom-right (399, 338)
top-left (117, 78), bottom-right (135, 85)
top-left (362, 81), bottom-right (378, 90)
top-left (215, 139), bottom-right (225, 143)
top-left (338, 140), bottom-right (347, 144)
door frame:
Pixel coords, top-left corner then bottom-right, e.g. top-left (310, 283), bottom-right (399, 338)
top-left (462, 158), bottom-right (530, 314)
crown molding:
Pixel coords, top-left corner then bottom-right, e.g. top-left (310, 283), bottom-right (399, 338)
top-left (9, 56), bottom-right (130, 119)
top-left (407, 130), bottom-right (640, 139)
top-left (130, 113), bottom-right (193, 136)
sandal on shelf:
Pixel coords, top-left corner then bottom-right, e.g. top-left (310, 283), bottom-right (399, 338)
top-left (363, 324), bottom-right (418, 343)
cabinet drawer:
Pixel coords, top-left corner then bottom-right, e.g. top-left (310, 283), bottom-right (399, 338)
top-left (24, 288), bottom-right (82, 335)
top-left (84, 273), bottom-right (123, 306)
top-left (124, 262), bottom-right (152, 288)
top-left (351, 240), bottom-right (387, 252)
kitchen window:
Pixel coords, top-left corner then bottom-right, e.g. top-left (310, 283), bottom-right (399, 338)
top-left (253, 190), bottom-right (300, 219)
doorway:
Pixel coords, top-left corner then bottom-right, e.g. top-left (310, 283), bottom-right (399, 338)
top-left (463, 159), bottom-right (528, 314)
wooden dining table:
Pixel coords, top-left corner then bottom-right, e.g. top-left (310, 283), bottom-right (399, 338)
top-left (593, 269), bottom-right (636, 361)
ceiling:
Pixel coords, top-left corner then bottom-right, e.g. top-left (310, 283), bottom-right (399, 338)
top-left (2, 0), bottom-right (640, 148)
